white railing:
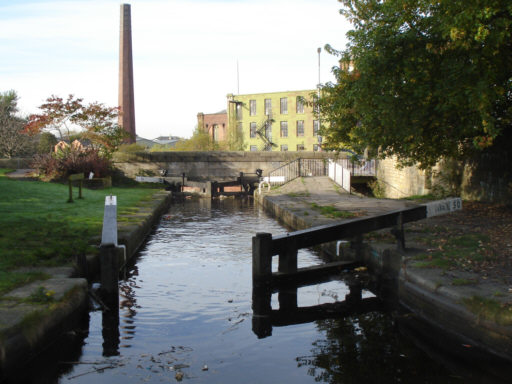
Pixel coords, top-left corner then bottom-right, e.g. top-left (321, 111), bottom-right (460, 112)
top-left (328, 159), bottom-right (351, 192)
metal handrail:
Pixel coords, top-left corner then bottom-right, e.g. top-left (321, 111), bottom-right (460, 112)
top-left (267, 158), bottom-right (327, 186)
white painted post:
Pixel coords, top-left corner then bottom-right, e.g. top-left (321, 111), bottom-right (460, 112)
top-left (101, 196), bottom-right (118, 246)
top-left (100, 195), bottom-right (125, 298)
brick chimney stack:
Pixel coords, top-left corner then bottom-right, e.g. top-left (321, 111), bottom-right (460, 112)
top-left (119, 4), bottom-right (136, 143)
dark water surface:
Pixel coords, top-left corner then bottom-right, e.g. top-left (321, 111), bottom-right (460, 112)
top-left (47, 199), bottom-right (470, 383)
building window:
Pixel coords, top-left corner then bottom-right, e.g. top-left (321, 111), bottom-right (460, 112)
top-left (264, 98), bottom-right (272, 116)
top-left (236, 103), bottom-right (243, 120)
top-left (297, 144), bottom-right (305, 151)
top-left (313, 144), bottom-right (319, 152)
top-left (250, 145), bottom-right (258, 151)
top-left (296, 96), bottom-right (304, 114)
top-left (280, 97), bottom-right (288, 115)
top-left (313, 120), bottom-right (319, 136)
top-left (250, 122), bottom-right (257, 138)
top-left (281, 144), bottom-right (288, 152)
top-left (213, 124), bottom-right (218, 141)
top-left (296, 120), bottom-right (304, 137)
top-left (249, 100), bottom-right (256, 116)
top-left (280, 121), bottom-right (288, 138)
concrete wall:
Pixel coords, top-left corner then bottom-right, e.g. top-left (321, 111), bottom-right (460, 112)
top-left (377, 154), bottom-right (512, 203)
top-left (376, 157), bottom-right (430, 198)
top-left (113, 151), bottom-right (334, 181)
top-left (460, 150), bottom-right (512, 203)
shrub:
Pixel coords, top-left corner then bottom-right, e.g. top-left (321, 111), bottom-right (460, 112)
top-left (32, 145), bottom-right (111, 180)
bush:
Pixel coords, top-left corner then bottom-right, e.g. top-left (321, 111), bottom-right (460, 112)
top-left (117, 143), bottom-right (147, 153)
top-left (32, 146), bottom-right (111, 180)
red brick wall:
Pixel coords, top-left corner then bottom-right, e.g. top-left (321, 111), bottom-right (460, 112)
top-left (197, 112), bottom-right (228, 142)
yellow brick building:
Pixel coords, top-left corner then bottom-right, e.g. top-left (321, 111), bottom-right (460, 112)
top-left (227, 90), bottom-right (322, 152)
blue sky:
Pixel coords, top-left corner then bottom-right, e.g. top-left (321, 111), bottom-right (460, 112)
top-left (0, 0), bottom-right (350, 139)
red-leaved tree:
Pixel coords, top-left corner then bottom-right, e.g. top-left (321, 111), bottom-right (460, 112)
top-left (25, 94), bottom-right (127, 159)
top-left (26, 95), bottom-right (128, 179)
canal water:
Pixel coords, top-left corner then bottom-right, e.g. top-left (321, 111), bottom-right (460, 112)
top-left (29, 198), bottom-right (470, 383)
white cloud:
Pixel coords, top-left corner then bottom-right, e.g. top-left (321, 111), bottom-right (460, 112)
top-left (0, 0), bottom-right (350, 139)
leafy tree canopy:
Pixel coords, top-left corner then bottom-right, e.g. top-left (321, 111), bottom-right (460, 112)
top-left (0, 90), bottom-right (31, 158)
top-left (319, 0), bottom-right (511, 168)
top-left (171, 126), bottom-right (225, 151)
top-left (25, 95), bottom-right (127, 159)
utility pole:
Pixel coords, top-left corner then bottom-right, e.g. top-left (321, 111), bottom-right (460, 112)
top-left (317, 47), bottom-right (322, 150)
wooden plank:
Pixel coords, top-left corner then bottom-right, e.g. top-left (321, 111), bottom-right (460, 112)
top-left (271, 206), bottom-right (427, 255)
top-left (271, 260), bottom-right (358, 286)
top-left (270, 296), bottom-right (383, 327)
top-left (68, 173), bottom-right (84, 181)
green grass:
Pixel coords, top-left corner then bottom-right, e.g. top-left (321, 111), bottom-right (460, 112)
top-left (310, 203), bottom-right (356, 219)
top-left (0, 271), bottom-right (50, 295)
top-left (286, 192), bottom-right (310, 198)
top-left (0, 169), bottom-right (159, 294)
top-left (411, 233), bottom-right (491, 269)
top-left (462, 296), bottom-right (512, 326)
top-left (452, 278), bottom-right (477, 286)
top-left (403, 194), bottom-right (437, 202)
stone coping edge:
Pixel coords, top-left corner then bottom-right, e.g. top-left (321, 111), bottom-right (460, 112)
top-left (0, 279), bottom-right (88, 377)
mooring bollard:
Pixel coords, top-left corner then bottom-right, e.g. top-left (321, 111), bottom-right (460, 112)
top-left (252, 232), bottom-right (273, 283)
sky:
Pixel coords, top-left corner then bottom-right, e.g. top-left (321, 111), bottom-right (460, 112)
top-left (1, 0), bottom-right (351, 139)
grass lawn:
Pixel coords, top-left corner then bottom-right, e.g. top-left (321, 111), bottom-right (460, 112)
top-left (0, 169), bottom-right (160, 294)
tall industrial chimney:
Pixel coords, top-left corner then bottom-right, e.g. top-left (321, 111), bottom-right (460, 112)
top-left (119, 4), bottom-right (136, 143)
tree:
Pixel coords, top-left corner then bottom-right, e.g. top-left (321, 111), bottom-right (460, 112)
top-left (25, 95), bottom-right (127, 159)
top-left (319, 0), bottom-right (512, 168)
top-left (171, 126), bottom-right (223, 151)
top-left (0, 90), bottom-right (30, 158)
top-left (37, 132), bottom-right (58, 154)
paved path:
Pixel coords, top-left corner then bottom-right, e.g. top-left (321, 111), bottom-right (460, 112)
top-left (262, 176), bottom-right (418, 228)
top-left (5, 169), bottom-right (36, 180)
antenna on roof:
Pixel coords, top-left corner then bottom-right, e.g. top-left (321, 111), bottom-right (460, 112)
top-left (237, 60), bottom-right (240, 95)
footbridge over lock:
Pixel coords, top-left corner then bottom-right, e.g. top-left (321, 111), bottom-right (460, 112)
top-left (114, 151), bottom-right (336, 182)
top-left (114, 151), bottom-right (378, 197)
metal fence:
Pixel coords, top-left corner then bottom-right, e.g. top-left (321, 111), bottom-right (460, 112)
top-left (266, 158), bottom-right (376, 187)
top-left (331, 158), bottom-right (376, 176)
top-left (266, 158), bottom-right (327, 186)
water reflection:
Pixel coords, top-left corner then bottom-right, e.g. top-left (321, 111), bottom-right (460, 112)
top-left (294, 313), bottom-right (461, 384)
top-left (252, 276), bottom-right (384, 339)
top-left (101, 307), bottom-right (120, 357)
